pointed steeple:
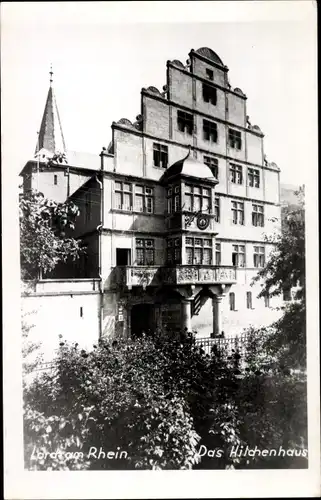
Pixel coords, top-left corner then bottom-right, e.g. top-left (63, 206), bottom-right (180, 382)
top-left (35, 66), bottom-right (67, 160)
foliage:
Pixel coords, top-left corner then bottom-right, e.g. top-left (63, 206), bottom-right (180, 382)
top-left (253, 186), bottom-right (305, 300)
top-left (24, 328), bottom-right (308, 471)
top-left (24, 333), bottom-right (203, 470)
top-left (20, 189), bottom-right (83, 280)
top-left (251, 185), bottom-right (306, 370)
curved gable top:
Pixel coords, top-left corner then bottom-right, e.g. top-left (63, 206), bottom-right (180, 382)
top-left (162, 149), bottom-right (218, 183)
top-left (195, 47), bottom-right (224, 67)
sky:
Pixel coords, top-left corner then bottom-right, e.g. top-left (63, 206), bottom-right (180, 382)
top-left (1, 1), bottom-right (317, 188)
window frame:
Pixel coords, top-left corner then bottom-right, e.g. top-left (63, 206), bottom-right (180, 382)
top-left (231, 200), bottom-right (245, 225)
top-left (135, 238), bottom-right (155, 265)
top-left (252, 204), bottom-right (264, 227)
top-left (215, 242), bottom-right (221, 265)
top-left (204, 156), bottom-right (219, 178)
top-left (203, 119), bottom-right (218, 143)
top-left (248, 167), bottom-right (260, 188)
top-left (184, 184), bottom-right (212, 214)
top-left (230, 163), bottom-right (243, 184)
top-left (202, 83), bottom-right (217, 105)
top-left (253, 245), bottom-right (265, 268)
top-left (214, 196), bottom-right (220, 223)
top-left (166, 237), bottom-right (182, 265)
top-left (177, 110), bottom-right (194, 135)
top-left (228, 128), bottom-right (242, 150)
top-left (229, 292), bottom-right (236, 311)
top-left (153, 142), bottom-right (168, 169)
top-left (232, 244), bottom-right (246, 267)
top-left (246, 291), bottom-right (252, 309)
top-left (206, 68), bottom-right (214, 80)
top-left (185, 237), bottom-right (213, 265)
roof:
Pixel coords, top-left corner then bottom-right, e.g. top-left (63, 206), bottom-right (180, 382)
top-left (35, 83), bottom-right (66, 156)
top-left (161, 148), bottom-right (218, 183)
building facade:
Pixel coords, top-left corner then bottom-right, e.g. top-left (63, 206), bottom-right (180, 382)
top-left (21, 47), bottom-right (283, 351)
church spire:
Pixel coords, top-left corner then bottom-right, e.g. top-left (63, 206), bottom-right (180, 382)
top-left (35, 66), bottom-right (67, 159)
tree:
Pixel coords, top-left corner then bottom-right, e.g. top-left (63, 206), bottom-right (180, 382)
top-left (20, 189), bottom-right (83, 280)
top-left (252, 185), bottom-right (306, 370)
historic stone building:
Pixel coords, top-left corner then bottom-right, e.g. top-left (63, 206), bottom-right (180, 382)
top-left (21, 47), bottom-right (283, 352)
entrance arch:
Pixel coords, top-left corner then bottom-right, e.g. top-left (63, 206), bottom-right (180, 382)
top-left (130, 303), bottom-right (155, 338)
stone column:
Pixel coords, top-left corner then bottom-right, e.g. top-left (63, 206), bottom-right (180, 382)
top-left (212, 296), bottom-right (223, 337)
top-left (181, 299), bottom-right (192, 332)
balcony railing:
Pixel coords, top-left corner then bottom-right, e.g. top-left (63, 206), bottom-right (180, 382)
top-left (112, 265), bottom-right (236, 289)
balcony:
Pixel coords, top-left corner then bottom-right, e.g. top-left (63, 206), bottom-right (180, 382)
top-left (112, 265), bottom-right (237, 289)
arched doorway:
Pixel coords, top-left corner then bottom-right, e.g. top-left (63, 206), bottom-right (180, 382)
top-left (131, 304), bottom-right (155, 339)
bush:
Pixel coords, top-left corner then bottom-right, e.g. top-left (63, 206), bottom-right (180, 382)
top-left (24, 328), bottom-right (308, 470)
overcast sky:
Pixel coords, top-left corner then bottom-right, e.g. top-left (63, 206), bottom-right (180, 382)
top-left (1, 1), bottom-right (317, 187)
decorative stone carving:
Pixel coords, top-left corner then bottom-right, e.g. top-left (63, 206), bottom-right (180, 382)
top-left (194, 47), bottom-right (224, 66)
top-left (234, 87), bottom-right (246, 97)
top-left (171, 60), bottom-right (185, 68)
top-left (146, 86), bottom-right (162, 96)
top-left (199, 268), bottom-right (214, 282)
top-left (177, 267), bottom-right (198, 283)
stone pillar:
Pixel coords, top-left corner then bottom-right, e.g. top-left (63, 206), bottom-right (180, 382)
top-left (212, 296), bottom-right (223, 337)
top-left (181, 299), bottom-right (192, 332)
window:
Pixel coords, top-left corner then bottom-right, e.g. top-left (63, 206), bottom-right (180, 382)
top-left (230, 163), bottom-right (243, 184)
top-left (184, 184), bottom-right (211, 213)
top-left (215, 243), bottom-right (221, 265)
top-left (248, 168), bottom-right (260, 188)
top-left (153, 143), bottom-right (168, 168)
top-left (228, 128), bottom-right (242, 150)
top-left (264, 293), bottom-right (270, 308)
top-left (115, 181), bottom-right (133, 211)
top-left (54, 174), bottom-right (58, 185)
top-left (232, 244), bottom-right (246, 267)
top-left (252, 204), bottom-right (264, 227)
top-left (214, 196), bottom-right (220, 223)
top-left (253, 246), bottom-right (265, 268)
top-left (204, 156), bottom-right (218, 178)
top-left (206, 68), bottom-right (214, 80)
top-left (136, 239), bottom-right (154, 265)
top-left (185, 237), bottom-right (212, 265)
top-left (229, 292), bottom-right (235, 311)
top-left (177, 110), bottom-right (193, 135)
top-left (167, 186), bottom-right (181, 213)
top-left (135, 185), bottom-right (154, 213)
top-left (203, 120), bottom-right (218, 142)
top-left (246, 291), bottom-right (252, 309)
top-left (167, 238), bottom-right (181, 265)
top-left (231, 201), bottom-right (244, 225)
top-left (202, 84), bottom-right (217, 105)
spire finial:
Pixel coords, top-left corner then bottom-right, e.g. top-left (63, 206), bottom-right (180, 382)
top-left (49, 64), bottom-right (53, 86)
